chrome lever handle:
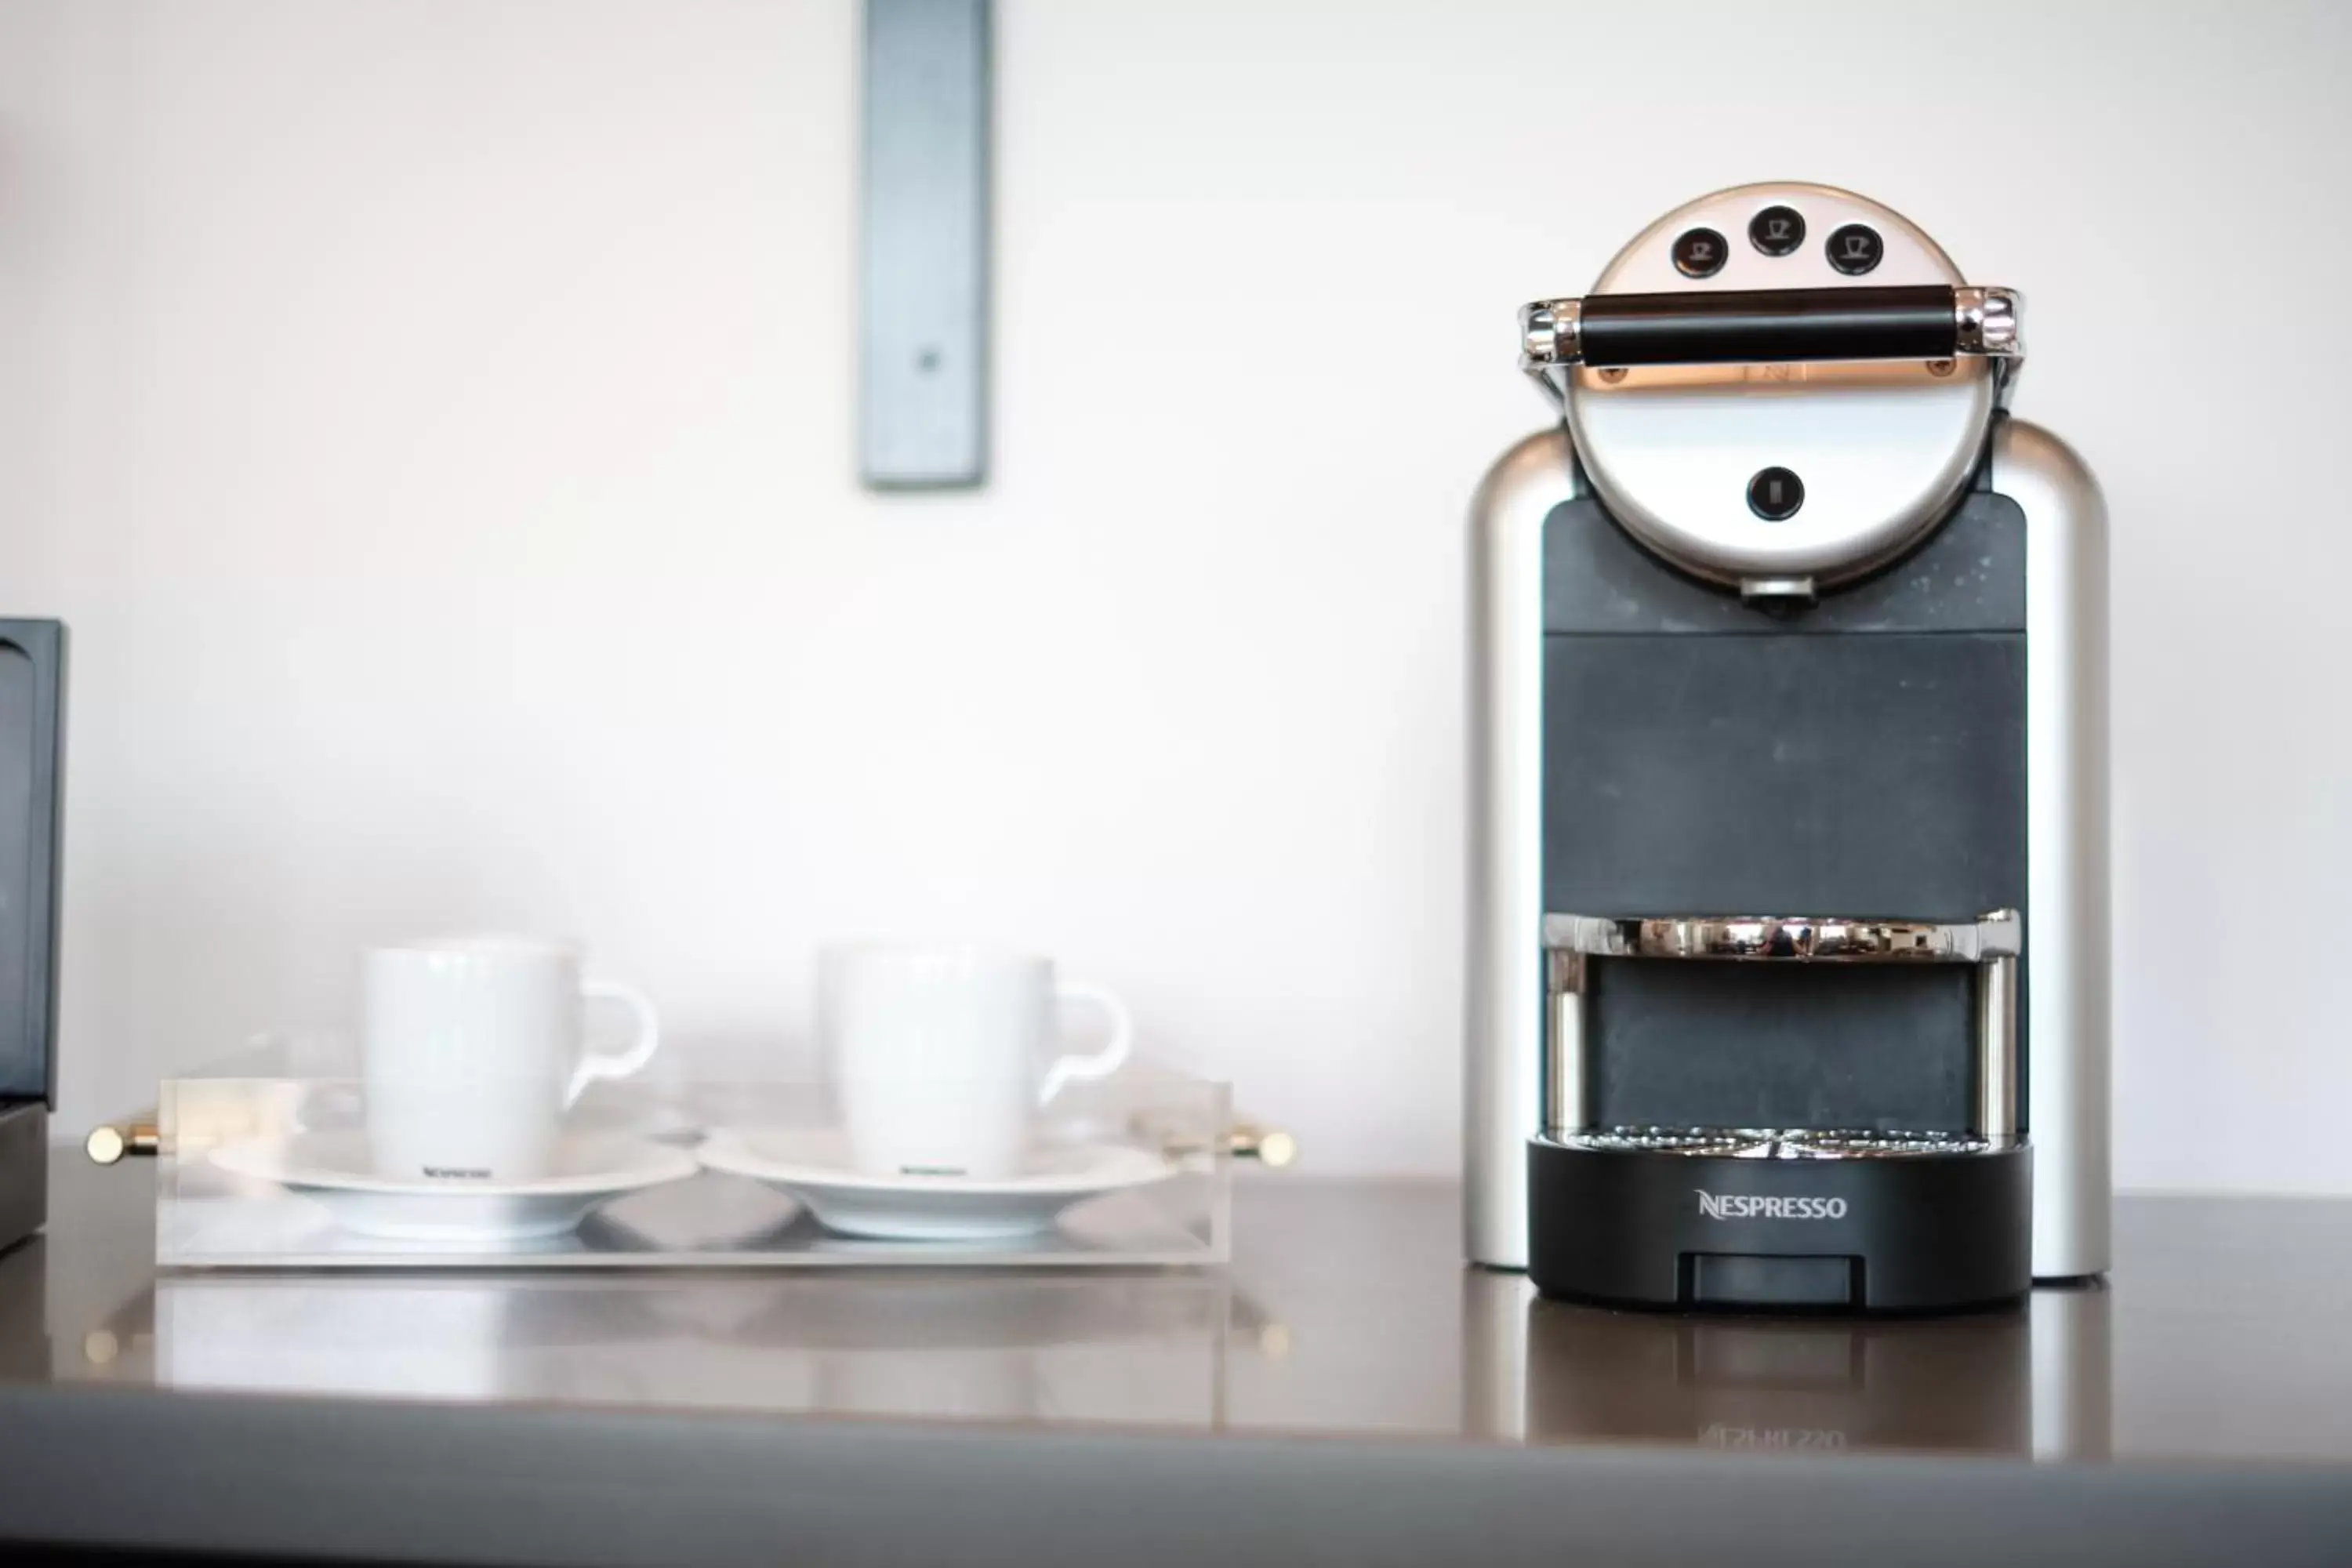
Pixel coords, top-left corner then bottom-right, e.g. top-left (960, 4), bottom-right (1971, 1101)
top-left (1520, 285), bottom-right (2023, 372)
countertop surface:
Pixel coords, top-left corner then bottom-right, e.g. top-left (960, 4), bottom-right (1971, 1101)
top-left (4, 1150), bottom-right (2351, 1565)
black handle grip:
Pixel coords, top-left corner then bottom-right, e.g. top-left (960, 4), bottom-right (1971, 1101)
top-left (1579, 285), bottom-right (1957, 368)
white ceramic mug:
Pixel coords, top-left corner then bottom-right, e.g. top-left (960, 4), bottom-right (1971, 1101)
top-left (362, 935), bottom-right (660, 1182)
top-left (820, 943), bottom-right (1133, 1180)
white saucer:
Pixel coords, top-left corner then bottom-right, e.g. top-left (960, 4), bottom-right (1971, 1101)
top-left (695, 1127), bottom-right (1175, 1242)
top-left (210, 1131), bottom-right (701, 1246)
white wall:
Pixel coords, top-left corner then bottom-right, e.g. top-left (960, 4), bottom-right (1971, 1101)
top-left (2, 0), bottom-right (2347, 1190)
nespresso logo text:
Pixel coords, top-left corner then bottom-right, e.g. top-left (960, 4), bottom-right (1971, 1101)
top-left (1696, 1190), bottom-right (1847, 1221)
top-left (1700, 1423), bottom-right (1848, 1451)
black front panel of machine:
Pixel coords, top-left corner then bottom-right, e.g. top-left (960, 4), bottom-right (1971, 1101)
top-left (1543, 492), bottom-right (2028, 637)
top-left (1541, 629), bottom-right (2025, 918)
top-left (1542, 496), bottom-right (2027, 1134)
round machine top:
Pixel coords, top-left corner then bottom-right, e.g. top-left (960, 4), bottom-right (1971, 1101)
top-left (1520, 183), bottom-right (2021, 593)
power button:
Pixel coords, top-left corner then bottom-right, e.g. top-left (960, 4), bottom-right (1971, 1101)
top-left (1748, 467), bottom-right (1805, 521)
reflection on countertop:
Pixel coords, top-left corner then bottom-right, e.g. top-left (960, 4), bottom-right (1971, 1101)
top-left (1468, 1272), bottom-right (2107, 1459)
top-left (144, 1271), bottom-right (1243, 1427)
top-left (14, 1153), bottom-right (2352, 1468)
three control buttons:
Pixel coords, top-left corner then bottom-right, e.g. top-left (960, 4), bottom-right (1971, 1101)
top-left (1671, 209), bottom-right (1882, 278)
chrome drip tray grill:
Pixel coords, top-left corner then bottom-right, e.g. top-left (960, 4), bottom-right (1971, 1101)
top-left (1561, 1127), bottom-right (1994, 1160)
top-left (1793, 1131), bottom-right (1994, 1159)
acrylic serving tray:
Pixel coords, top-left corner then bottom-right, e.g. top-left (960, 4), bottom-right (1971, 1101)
top-left (157, 1038), bottom-right (1230, 1270)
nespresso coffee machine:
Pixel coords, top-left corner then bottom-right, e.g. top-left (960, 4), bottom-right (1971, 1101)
top-left (1465, 185), bottom-right (2107, 1311)
top-left (0, 621), bottom-right (66, 1255)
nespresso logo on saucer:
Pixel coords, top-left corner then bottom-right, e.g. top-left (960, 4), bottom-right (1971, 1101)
top-left (1696, 1189), bottom-right (1847, 1221)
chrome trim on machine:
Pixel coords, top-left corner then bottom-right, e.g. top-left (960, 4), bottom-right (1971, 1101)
top-left (1954, 286), bottom-right (2024, 358)
top-left (1542, 913), bottom-right (2020, 964)
top-left (1544, 947), bottom-right (1587, 1142)
top-left (1978, 934), bottom-right (2020, 1147)
top-left (1559, 1128), bottom-right (1996, 1160)
top-left (1518, 299), bottom-right (1581, 392)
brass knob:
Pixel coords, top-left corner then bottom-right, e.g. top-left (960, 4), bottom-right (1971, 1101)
top-left (85, 1115), bottom-right (159, 1165)
top-left (1228, 1122), bottom-right (1297, 1168)
top-left (1131, 1112), bottom-right (1296, 1169)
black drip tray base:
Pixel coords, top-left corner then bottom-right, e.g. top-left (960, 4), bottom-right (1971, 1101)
top-left (1528, 1134), bottom-right (2030, 1314)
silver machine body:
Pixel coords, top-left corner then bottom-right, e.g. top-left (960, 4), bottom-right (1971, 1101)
top-left (1464, 183), bottom-right (2109, 1288)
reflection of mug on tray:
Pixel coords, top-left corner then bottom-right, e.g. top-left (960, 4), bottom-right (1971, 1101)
top-left (364, 935), bottom-right (659, 1183)
top-left (819, 942), bottom-right (1132, 1180)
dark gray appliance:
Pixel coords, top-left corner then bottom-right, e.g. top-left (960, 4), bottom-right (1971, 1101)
top-left (0, 621), bottom-right (66, 1255)
top-left (1465, 184), bottom-right (2108, 1310)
